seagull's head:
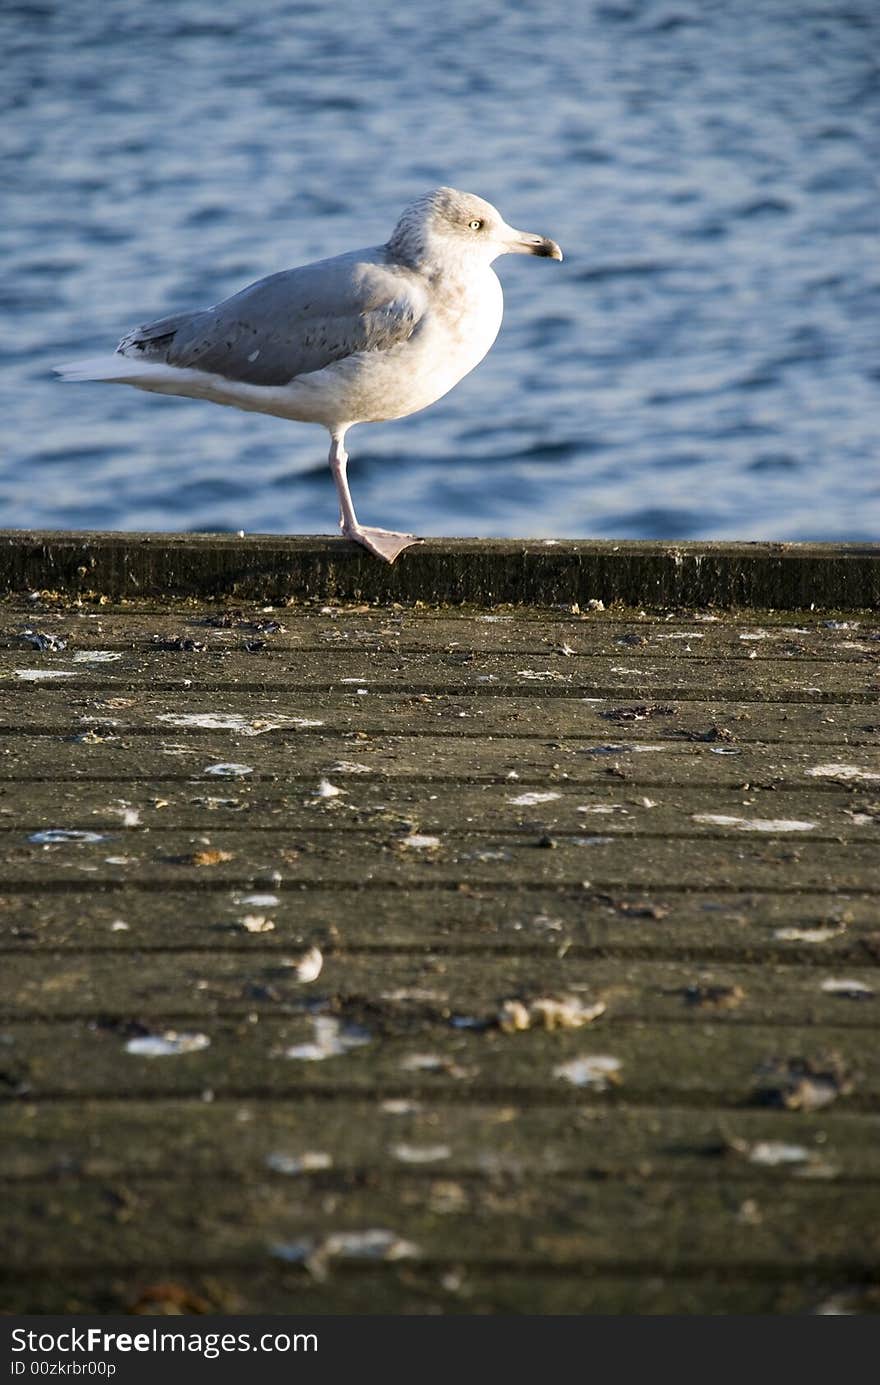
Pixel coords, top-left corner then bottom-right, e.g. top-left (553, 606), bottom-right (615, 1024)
top-left (388, 187), bottom-right (563, 271)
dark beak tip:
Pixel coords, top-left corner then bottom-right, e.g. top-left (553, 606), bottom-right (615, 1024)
top-left (535, 238), bottom-right (563, 261)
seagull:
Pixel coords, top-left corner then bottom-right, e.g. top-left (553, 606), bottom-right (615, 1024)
top-left (55, 187), bottom-right (563, 563)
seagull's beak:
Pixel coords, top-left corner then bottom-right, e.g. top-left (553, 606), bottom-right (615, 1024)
top-left (507, 229), bottom-right (564, 261)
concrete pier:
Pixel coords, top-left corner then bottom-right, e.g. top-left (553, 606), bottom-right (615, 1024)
top-left (2, 533), bottom-right (878, 1314)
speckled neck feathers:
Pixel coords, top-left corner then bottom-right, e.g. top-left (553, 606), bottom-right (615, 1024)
top-left (386, 190), bottom-right (446, 269)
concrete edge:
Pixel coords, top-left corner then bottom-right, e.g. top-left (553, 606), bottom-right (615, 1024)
top-left (1, 531), bottom-right (878, 608)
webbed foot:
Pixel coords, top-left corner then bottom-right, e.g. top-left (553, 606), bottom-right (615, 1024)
top-left (342, 525), bottom-right (423, 564)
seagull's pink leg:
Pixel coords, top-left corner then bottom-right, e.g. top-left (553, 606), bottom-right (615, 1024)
top-left (328, 432), bottom-right (422, 564)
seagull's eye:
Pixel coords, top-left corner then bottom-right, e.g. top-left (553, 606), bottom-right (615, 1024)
top-left (468, 219), bottom-right (485, 231)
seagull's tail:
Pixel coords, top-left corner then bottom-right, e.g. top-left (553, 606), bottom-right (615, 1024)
top-left (53, 354), bottom-right (156, 384)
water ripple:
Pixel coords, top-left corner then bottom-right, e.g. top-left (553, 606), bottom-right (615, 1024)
top-left (3, 0), bottom-right (879, 541)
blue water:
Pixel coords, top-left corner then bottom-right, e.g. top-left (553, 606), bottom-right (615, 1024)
top-left (3, 0), bottom-right (879, 541)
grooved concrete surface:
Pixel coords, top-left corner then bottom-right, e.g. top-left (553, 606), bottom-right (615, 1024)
top-left (1, 538), bottom-right (879, 1314)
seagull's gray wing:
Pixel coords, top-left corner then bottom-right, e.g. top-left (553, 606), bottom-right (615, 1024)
top-left (117, 249), bottom-right (426, 387)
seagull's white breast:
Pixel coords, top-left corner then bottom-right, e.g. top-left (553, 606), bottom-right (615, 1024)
top-left (281, 264), bottom-right (505, 427)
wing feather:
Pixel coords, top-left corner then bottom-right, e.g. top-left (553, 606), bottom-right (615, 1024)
top-left (117, 250), bottom-right (426, 387)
